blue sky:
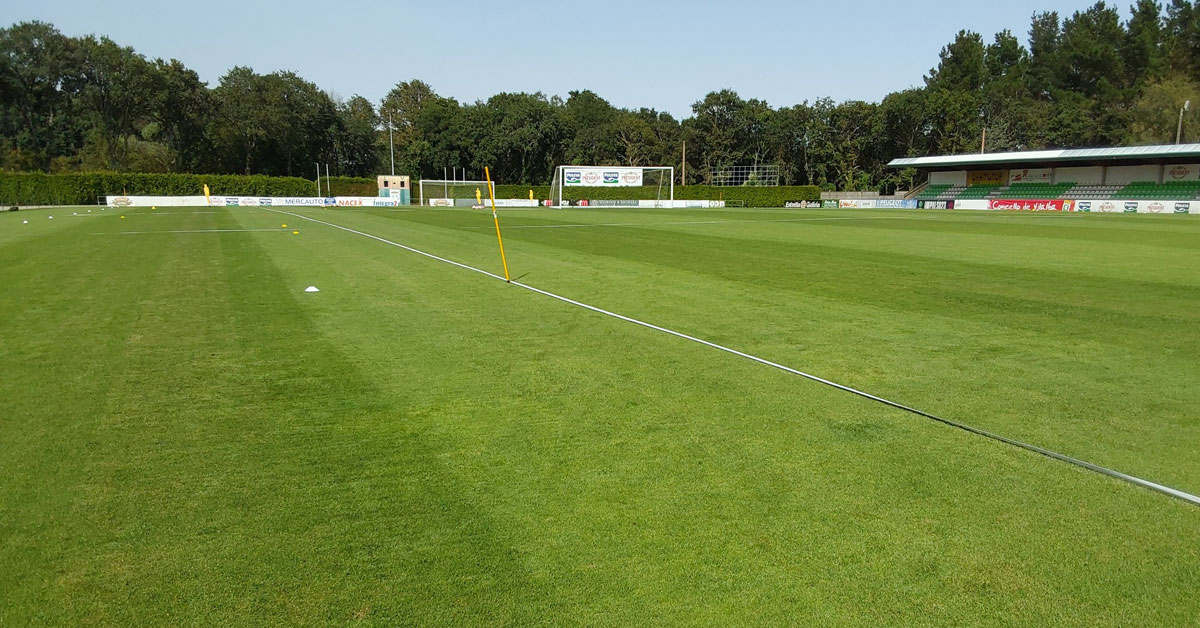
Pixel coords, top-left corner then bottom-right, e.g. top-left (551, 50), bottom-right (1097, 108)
top-left (10, 0), bottom-right (1120, 118)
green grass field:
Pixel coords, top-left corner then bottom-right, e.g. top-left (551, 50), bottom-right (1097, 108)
top-left (2, 205), bottom-right (1198, 626)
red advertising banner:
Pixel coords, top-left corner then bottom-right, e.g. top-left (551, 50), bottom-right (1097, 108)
top-left (988, 199), bottom-right (1074, 212)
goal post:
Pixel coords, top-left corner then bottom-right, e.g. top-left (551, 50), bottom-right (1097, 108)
top-left (418, 179), bottom-right (495, 207)
top-left (549, 166), bottom-right (674, 208)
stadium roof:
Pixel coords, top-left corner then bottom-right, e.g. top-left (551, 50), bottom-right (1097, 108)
top-left (888, 143), bottom-right (1200, 170)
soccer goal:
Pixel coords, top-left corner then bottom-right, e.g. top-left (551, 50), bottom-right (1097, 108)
top-left (418, 179), bottom-right (496, 207)
top-left (548, 166), bottom-right (675, 208)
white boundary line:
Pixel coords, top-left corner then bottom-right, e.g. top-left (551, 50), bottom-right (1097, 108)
top-left (263, 207), bottom-right (1200, 507)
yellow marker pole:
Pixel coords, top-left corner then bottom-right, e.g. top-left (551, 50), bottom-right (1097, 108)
top-left (484, 167), bottom-right (511, 282)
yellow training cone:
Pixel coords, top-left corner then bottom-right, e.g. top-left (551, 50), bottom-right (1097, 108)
top-left (281, 224), bottom-right (287, 228)
top-left (292, 231), bottom-right (299, 235)
top-left (121, 216), bottom-right (126, 219)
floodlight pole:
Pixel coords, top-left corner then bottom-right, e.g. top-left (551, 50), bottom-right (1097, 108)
top-left (1177, 100), bottom-right (1191, 144)
top-left (388, 111), bottom-right (395, 176)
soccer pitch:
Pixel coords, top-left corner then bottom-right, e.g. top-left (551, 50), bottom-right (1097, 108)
top-left (2, 205), bottom-right (1198, 626)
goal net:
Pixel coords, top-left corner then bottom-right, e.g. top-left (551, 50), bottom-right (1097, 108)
top-left (418, 179), bottom-right (496, 207)
top-left (548, 166), bottom-right (675, 208)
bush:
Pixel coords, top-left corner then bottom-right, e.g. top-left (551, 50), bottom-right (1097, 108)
top-left (0, 172), bottom-right (377, 205)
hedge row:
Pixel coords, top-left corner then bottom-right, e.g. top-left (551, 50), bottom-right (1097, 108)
top-left (0, 171), bottom-right (820, 208)
top-left (0, 172), bottom-right (377, 206)
top-left (490, 184), bottom-right (821, 208)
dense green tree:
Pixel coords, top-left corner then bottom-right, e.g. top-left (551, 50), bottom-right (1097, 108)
top-left (1059, 2), bottom-right (1128, 99)
top-left (560, 90), bottom-right (621, 166)
top-left (337, 96), bottom-right (381, 177)
top-left (1164, 0), bottom-right (1198, 76)
top-left (0, 22), bottom-right (82, 169)
top-left (1028, 11), bottom-right (1064, 100)
top-left (7, 8), bottom-right (1200, 190)
top-left (210, 67), bottom-right (274, 175)
top-left (1125, 0), bottom-right (1168, 85)
top-left (926, 30), bottom-right (988, 93)
top-left (150, 59), bottom-right (213, 172)
top-left (75, 35), bottom-right (158, 168)
top-left (1128, 74), bottom-right (1200, 142)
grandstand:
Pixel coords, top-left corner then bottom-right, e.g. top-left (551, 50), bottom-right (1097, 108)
top-left (891, 144), bottom-right (1200, 203)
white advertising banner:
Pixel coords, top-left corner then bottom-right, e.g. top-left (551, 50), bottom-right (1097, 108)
top-left (107, 195), bottom-right (207, 207)
top-left (108, 195), bottom-right (410, 208)
top-left (214, 196), bottom-right (404, 208)
top-left (631, 200), bottom-right (723, 208)
top-left (468, 199), bottom-right (540, 208)
top-left (1009, 168), bottom-right (1053, 184)
top-left (1073, 199), bottom-right (1199, 214)
top-left (329, 197), bottom-right (403, 207)
top-left (208, 196), bottom-right (330, 207)
top-left (955, 199), bottom-right (990, 210)
top-left (563, 167), bottom-right (645, 187)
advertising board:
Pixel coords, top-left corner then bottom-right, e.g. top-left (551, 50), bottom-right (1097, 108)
top-left (988, 199), bottom-right (1074, 211)
top-left (563, 167), bottom-right (645, 187)
top-left (106, 195), bottom-right (207, 207)
top-left (874, 199), bottom-right (919, 209)
top-left (1008, 168), bottom-right (1053, 184)
top-left (1165, 164), bottom-right (1200, 181)
top-left (967, 170), bottom-right (1006, 185)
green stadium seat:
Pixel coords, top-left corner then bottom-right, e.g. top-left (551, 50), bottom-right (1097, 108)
top-left (993, 182), bottom-right (1076, 199)
top-left (1116, 180), bottom-right (1200, 199)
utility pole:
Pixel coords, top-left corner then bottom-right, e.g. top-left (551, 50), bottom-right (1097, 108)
top-left (388, 111), bottom-right (395, 176)
top-left (325, 163), bottom-right (330, 197)
top-left (980, 126), bottom-right (987, 154)
top-left (1177, 100), bottom-right (1191, 144)
top-left (315, 162), bottom-right (320, 196)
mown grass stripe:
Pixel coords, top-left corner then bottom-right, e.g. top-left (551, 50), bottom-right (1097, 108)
top-left (265, 207), bottom-right (1200, 507)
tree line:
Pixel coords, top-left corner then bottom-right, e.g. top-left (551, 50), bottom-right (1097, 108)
top-left (4, 1), bottom-right (1200, 192)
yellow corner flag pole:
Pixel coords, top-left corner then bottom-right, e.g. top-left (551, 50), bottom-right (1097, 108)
top-left (484, 167), bottom-right (511, 282)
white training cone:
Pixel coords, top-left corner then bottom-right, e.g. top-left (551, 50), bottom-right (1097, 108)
top-left (48, 215), bottom-right (53, 219)
top-left (22, 220), bottom-right (28, 224)
top-left (304, 286), bottom-right (320, 293)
